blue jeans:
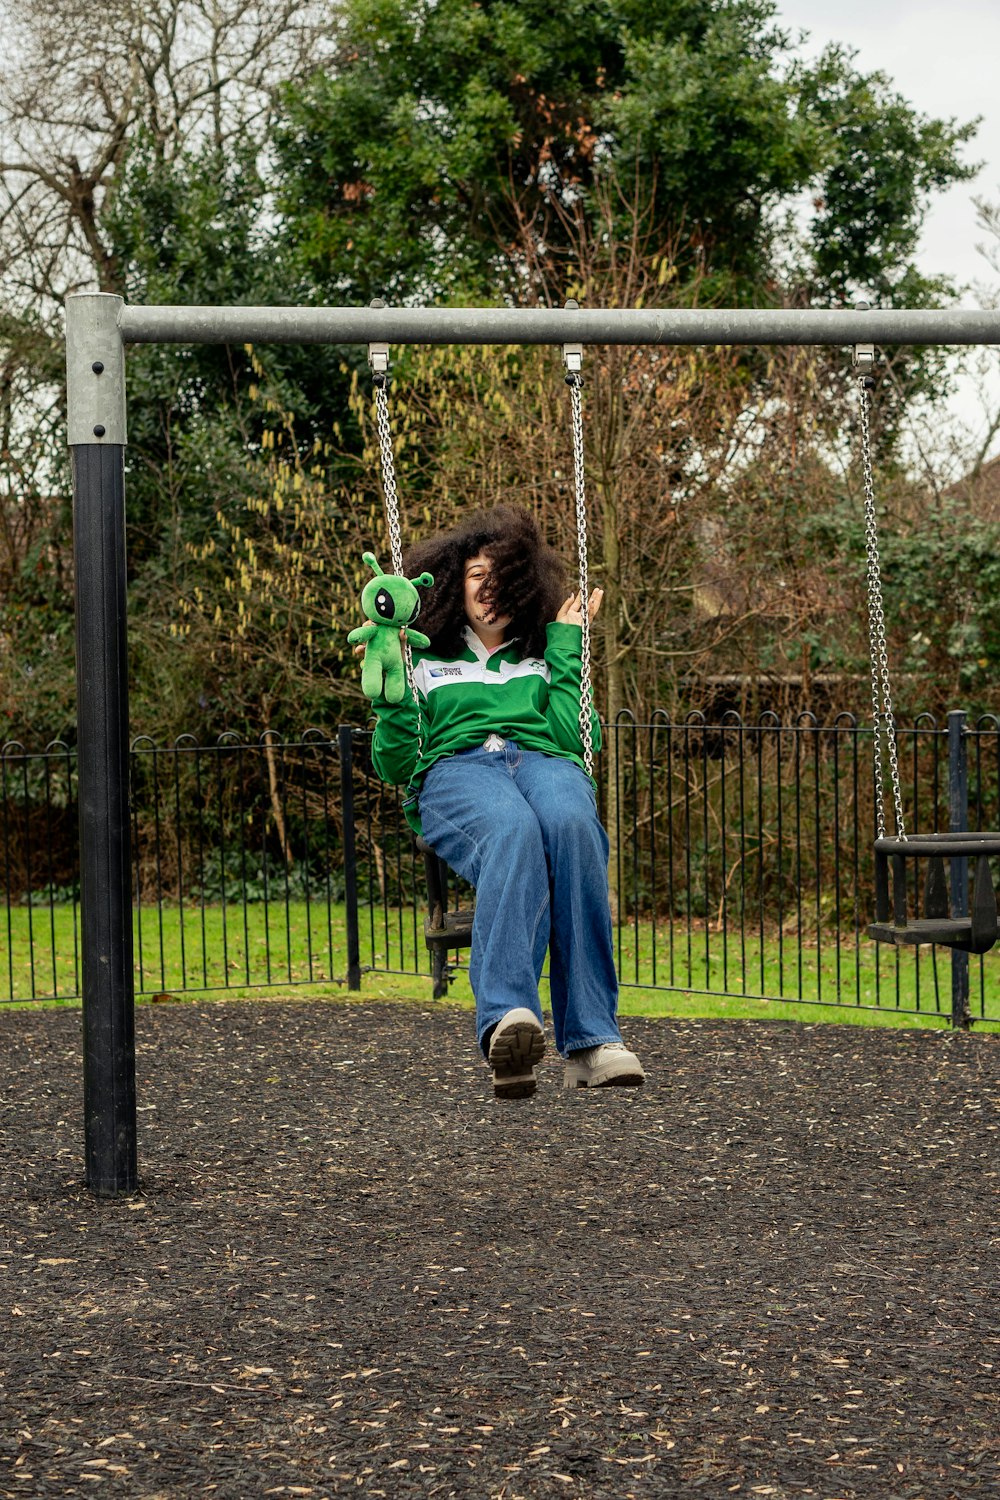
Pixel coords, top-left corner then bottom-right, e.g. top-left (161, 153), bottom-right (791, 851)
top-left (418, 742), bottom-right (623, 1058)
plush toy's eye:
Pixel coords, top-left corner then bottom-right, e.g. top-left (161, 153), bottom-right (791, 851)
top-left (374, 588), bottom-right (394, 620)
top-left (409, 595), bottom-right (421, 621)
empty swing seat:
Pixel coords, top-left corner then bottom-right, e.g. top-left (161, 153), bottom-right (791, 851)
top-left (415, 837), bottom-right (475, 997)
top-left (869, 833), bottom-right (1000, 953)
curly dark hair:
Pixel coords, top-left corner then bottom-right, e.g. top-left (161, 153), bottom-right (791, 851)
top-left (402, 504), bottom-right (568, 660)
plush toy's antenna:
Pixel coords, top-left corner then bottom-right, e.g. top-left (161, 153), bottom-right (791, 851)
top-left (362, 551), bottom-right (381, 575)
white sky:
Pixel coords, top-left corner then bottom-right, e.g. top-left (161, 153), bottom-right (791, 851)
top-left (775, 0), bottom-right (1000, 469)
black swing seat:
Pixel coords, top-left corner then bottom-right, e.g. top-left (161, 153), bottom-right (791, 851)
top-left (415, 837), bottom-right (475, 997)
top-left (869, 833), bottom-right (1000, 954)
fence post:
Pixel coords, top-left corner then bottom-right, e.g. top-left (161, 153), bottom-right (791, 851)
top-left (948, 710), bottom-right (971, 1030)
top-left (338, 727), bottom-right (362, 990)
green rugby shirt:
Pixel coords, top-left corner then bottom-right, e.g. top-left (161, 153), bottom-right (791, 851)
top-left (370, 622), bottom-right (602, 835)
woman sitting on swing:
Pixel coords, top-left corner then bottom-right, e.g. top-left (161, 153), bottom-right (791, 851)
top-left (363, 502), bottom-right (645, 1099)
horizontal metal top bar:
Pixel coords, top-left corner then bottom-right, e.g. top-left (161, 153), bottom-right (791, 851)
top-left (115, 303), bottom-right (1000, 348)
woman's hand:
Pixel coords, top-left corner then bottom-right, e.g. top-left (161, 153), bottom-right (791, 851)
top-left (556, 588), bottom-right (604, 626)
top-left (353, 623), bottom-right (408, 656)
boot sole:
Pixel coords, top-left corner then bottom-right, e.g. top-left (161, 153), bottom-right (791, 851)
top-left (490, 1018), bottom-right (545, 1099)
top-left (563, 1066), bottom-right (646, 1089)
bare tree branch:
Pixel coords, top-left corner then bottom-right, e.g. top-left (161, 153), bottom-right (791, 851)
top-left (0, 0), bottom-right (340, 314)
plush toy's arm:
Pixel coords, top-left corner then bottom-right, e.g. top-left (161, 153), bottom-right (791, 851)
top-left (403, 627), bottom-right (431, 649)
top-left (347, 622), bottom-right (378, 645)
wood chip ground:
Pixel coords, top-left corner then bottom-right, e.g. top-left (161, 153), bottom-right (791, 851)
top-left (1, 1001), bottom-right (998, 1497)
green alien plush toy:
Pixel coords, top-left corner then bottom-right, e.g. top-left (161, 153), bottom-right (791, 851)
top-left (348, 551), bottom-right (435, 703)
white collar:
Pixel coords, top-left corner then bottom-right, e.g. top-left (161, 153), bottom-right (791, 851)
top-left (463, 624), bottom-right (518, 661)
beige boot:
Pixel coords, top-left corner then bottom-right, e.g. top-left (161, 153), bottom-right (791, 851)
top-left (488, 1008), bottom-right (545, 1099)
top-left (563, 1041), bottom-right (645, 1089)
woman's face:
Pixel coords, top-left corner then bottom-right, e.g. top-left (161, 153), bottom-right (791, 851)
top-left (463, 552), bottom-right (512, 638)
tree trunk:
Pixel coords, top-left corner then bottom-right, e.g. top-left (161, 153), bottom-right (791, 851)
top-left (260, 705), bottom-right (295, 870)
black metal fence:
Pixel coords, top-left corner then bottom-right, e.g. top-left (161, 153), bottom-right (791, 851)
top-left (2, 731), bottom-right (346, 1002)
top-left (3, 712), bottom-right (999, 1023)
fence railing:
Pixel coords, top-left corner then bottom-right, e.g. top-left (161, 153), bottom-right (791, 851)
top-left (3, 731), bottom-right (346, 1001)
top-left (3, 712), bottom-right (999, 1023)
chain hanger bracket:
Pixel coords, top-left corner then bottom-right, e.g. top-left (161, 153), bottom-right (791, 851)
top-left (851, 298), bottom-right (876, 388)
top-left (367, 340), bottom-right (389, 386)
top-left (562, 296), bottom-right (583, 383)
top-left (367, 296), bottom-right (390, 387)
top-left (852, 341), bottom-right (875, 386)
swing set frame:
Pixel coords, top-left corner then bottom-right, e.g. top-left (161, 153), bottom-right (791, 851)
top-left (66, 292), bottom-right (1000, 1196)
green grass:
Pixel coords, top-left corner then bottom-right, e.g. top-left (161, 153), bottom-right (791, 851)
top-left (4, 899), bottom-right (999, 1031)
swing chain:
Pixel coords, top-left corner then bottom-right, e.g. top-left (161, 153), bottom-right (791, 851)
top-left (856, 369), bottom-right (906, 841)
top-left (373, 378), bottom-right (405, 577)
top-left (369, 334), bottom-right (423, 760)
top-left (563, 343), bottom-right (594, 778)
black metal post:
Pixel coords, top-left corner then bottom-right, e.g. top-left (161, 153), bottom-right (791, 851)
top-left (73, 443), bottom-right (137, 1193)
top-left (948, 710), bottom-right (971, 1029)
top-left (338, 726), bottom-right (362, 990)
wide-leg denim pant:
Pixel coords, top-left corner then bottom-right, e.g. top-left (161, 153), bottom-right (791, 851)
top-left (418, 741), bottom-right (623, 1057)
